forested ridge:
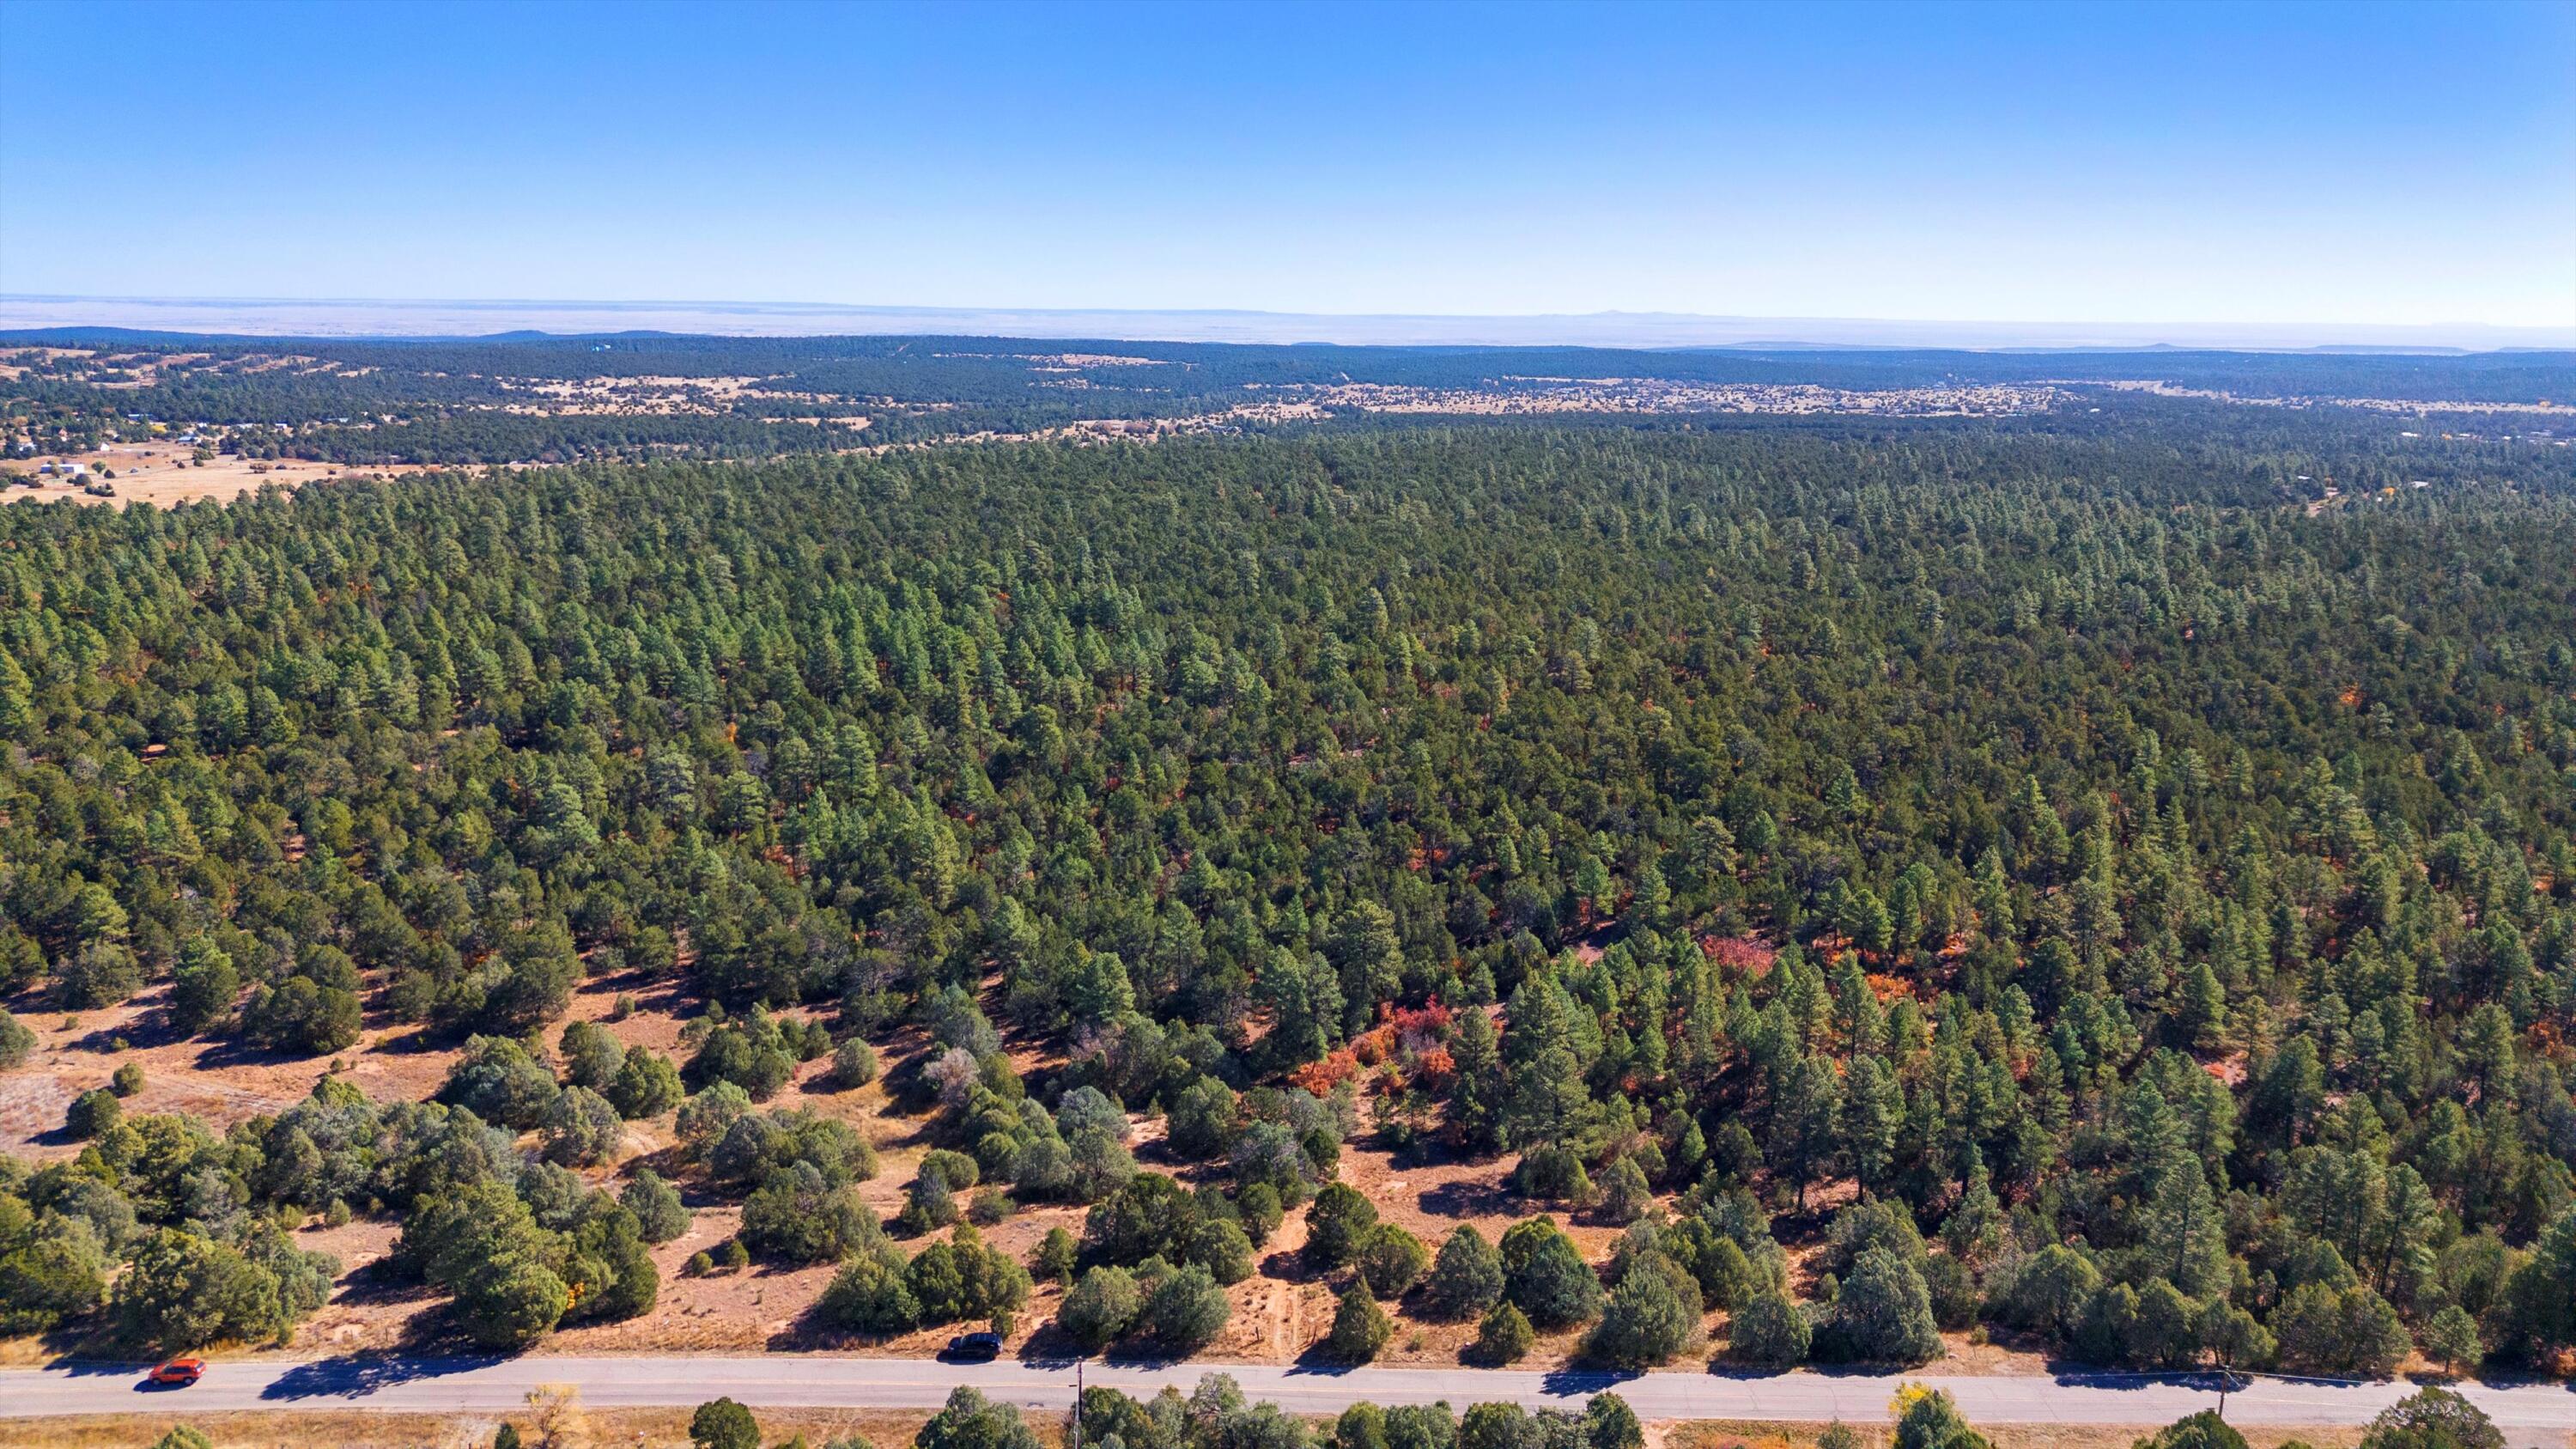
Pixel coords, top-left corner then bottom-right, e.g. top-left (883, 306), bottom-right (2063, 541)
top-left (3, 423), bottom-right (2574, 1373)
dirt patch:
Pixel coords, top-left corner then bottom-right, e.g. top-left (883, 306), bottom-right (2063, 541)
top-left (1666, 1425), bottom-right (2362, 1449)
top-left (0, 439), bottom-right (439, 509)
top-left (0, 1405), bottom-right (944, 1449)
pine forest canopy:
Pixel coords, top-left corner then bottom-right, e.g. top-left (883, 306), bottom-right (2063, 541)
top-left (3, 411), bottom-right (2575, 1372)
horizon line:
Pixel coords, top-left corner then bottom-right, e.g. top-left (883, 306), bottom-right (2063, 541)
top-left (3, 293), bottom-right (2572, 353)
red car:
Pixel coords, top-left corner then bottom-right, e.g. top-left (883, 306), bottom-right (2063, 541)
top-left (148, 1357), bottom-right (204, 1386)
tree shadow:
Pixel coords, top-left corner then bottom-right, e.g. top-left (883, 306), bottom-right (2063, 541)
top-left (1382, 1137), bottom-right (1476, 1173)
top-left (1099, 1342), bottom-right (1199, 1368)
top-left (367, 1025), bottom-right (451, 1057)
top-left (262, 1349), bottom-right (510, 1401)
top-left (184, 1034), bottom-right (340, 1075)
top-left (1419, 1178), bottom-right (1517, 1221)
top-left (1285, 1345), bottom-right (1362, 1375)
top-left (1540, 1365), bottom-right (1639, 1396)
top-left (1703, 1360), bottom-right (1801, 1379)
top-left (1258, 1250), bottom-right (1328, 1285)
top-left (1014, 1323), bottom-right (1086, 1368)
top-left (327, 1255), bottom-right (440, 1309)
top-left (2041, 1367), bottom-right (2172, 1391)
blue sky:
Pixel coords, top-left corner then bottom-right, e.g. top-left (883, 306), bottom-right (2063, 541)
top-left (1, 0), bottom-right (2569, 329)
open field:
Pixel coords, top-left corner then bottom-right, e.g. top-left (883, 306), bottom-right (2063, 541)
top-left (0, 437), bottom-right (432, 508)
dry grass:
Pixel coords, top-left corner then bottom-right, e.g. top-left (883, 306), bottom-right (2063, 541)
top-left (0, 1405), bottom-right (943, 1449)
top-left (0, 438), bottom-right (443, 509)
top-left (1663, 1423), bottom-right (2366, 1449)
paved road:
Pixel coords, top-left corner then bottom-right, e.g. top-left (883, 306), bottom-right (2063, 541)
top-left (3, 1355), bottom-right (2573, 1437)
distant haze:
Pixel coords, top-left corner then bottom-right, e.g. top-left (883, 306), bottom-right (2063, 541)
top-left (4, 296), bottom-right (2568, 353)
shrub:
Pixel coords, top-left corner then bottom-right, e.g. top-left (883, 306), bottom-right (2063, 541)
top-left (1142, 1261), bottom-right (1230, 1350)
top-left (440, 1036), bottom-right (562, 1130)
top-left (817, 1247), bottom-right (920, 1334)
top-left (685, 1251), bottom-right (714, 1277)
top-left (621, 1169), bottom-right (692, 1244)
top-left (1426, 1225), bottom-right (1505, 1319)
top-left (1060, 1264), bottom-right (1143, 1349)
top-left (242, 975), bottom-right (362, 1056)
top-left (2271, 1281), bottom-right (2410, 1379)
top-left (2421, 1303), bottom-right (2484, 1378)
top-left (1306, 1183), bottom-right (1378, 1268)
top-left (902, 1225), bottom-right (1030, 1328)
top-left (1035, 1227), bottom-right (1078, 1284)
top-left (541, 1086), bottom-right (626, 1166)
top-left (1165, 1075), bottom-right (1240, 1160)
top-left (114, 1227), bottom-right (321, 1350)
top-left (1357, 1221), bottom-right (1430, 1298)
top-left (151, 1430), bottom-right (216, 1449)
top-left (832, 1038), bottom-right (881, 1088)
top-left (0, 1008), bottom-right (33, 1070)
top-left (54, 941), bottom-right (142, 1010)
top-left (690, 1397), bottom-right (762, 1449)
top-left (1820, 1246), bottom-right (1942, 1366)
top-left (2131, 1411), bottom-right (2249, 1449)
top-left (65, 1087), bottom-right (120, 1140)
top-left (111, 1062), bottom-right (145, 1098)
top-left (1596, 1156), bottom-right (1654, 1225)
top-left (1514, 1142), bottom-right (1595, 1204)
top-left (1193, 1215), bottom-right (1258, 1285)
top-left (1923, 1251), bottom-right (1979, 1331)
top-left (2357, 1387), bottom-right (2503, 1449)
top-left (685, 1010), bottom-right (800, 1099)
top-left (1473, 1301), bottom-right (1535, 1363)
top-left (1327, 1281), bottom-right (1393, 1361)
top-left (741, 1164), bottom-right (883, 1263)
top-left (1235, 1182), bottom-right (1284, 1245)
top-left (1586, 1394), bottom-right (1643, 1449)
top-left (1500, 1216), bottom-right (1602, 1328)
top-left (0, 1226), bottom-right (111, 1333)
top-left (610, 1048), bottom-right (686, 1119)
top-left (1589, 1262), bottom-right (1694, 1367)
top-left (918, 1387), bottom-right (1040, 1449)
top-left (1891, 1387), bottom-right (1986, 1449)
top-left (1729, 1288), bottom-right (1811, 1366)
top-left (1084, 1172), bottom-right (1200, 1267)
top-left (559, 1020), bottom-right (627, 1090)
top-left (1984, 1242), bottom-right (2099, 1343)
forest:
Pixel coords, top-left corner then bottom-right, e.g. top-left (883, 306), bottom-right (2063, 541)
top-left (3, 415), bottom-right (2574, 1378)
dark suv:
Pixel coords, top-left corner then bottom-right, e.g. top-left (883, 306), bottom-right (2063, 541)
top-left (943, 1330), bottom-right (1003, 1361)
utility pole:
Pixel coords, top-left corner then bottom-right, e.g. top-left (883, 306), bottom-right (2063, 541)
top-left (1073, 1356), bottom-right (1085, 1449)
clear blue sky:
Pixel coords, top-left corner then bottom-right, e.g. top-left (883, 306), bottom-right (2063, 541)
top-left (2, 0), bottom-right (2569, 327)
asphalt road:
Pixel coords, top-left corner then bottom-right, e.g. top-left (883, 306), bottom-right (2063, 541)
top-left (4, 1355), bottom-right (2574, 1438)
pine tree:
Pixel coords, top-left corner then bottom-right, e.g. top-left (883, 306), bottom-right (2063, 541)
top-left (1770, 1054), bottom-right (1843, 1210)
top-left (1449, 1008), bottom-right (1506, 1154)
top-left (1840, 1056), bottom-right (1899, 1196)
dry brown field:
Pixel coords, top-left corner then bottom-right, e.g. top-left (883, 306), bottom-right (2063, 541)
top-left (0, 439), bottom-right (437, 509)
